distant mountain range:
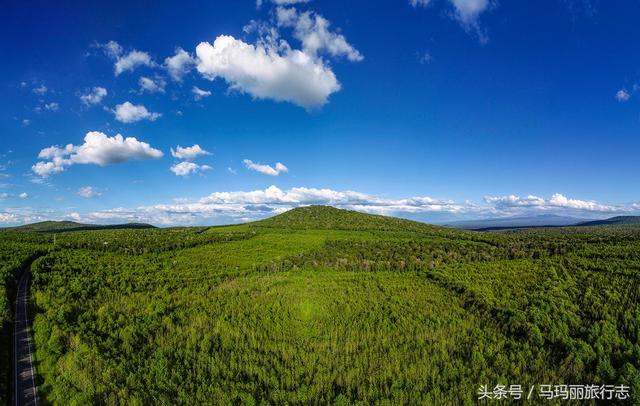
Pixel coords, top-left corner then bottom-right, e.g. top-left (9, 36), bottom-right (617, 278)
top-left (3, 220), bottom-right (155, 233)
top-left (446, 215), bottom-right (640, 231)
top-left (3, 213), bottom-right (640, 233)
top-left (574, 216), bottom-right (640, 227)
top-left (445, 214), bottom-right (587, 230)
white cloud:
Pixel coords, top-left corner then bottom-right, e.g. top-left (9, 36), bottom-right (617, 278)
top-left (32, 131), bottom-right (163, 177)
top-left (99, 40), bottom-right (123, 59)
top-left (194, 5), bottom-right (363, 109)
top-left (243, 159), bottom-right (288, 176)
top-left (276, 7), bottom-right (363, 62)
top-left (99, 41), bottom-right (155, 75)
top-left (139, 77), bottom-right (165, 93)
top-left (448, 0), bottom-right (493, 43)
top-left (78, 186), bottom-right (102, 198)
top-left (115, 51), bottom-right (154, 75)
top-left (616, 89), bottom-right (630, 102)
top-left (32, 85), bottom-right (47, 95)
top-left (484, 194), bottom-right (546, 208)
top-left (484, 193), bottom-right (620, 213)
top-left (113, 102), bottom-right (161, 123)
top-left (19, 192), bottom-right (28, 199)
top-left (548, 193), bottom-right (617, 212)
top-left (170, 145), bottom-right (211, 160)
top-left (410, 0), bottom-right (493, 43)
top-left (195, 35), bottom-right (340, 109)
top-left (192, 86), bottom-right (212, 100)
top-left (450, 0), bottom-right (491, 25)
top-left (80, 87), bottom-right (108, 105)
top-left (170, 162), bottom-right (212, 177)
top-left (165, 48), bottom-right (196, 81)
top-left (22, 119), bottom-right (31, 126)
top-left (44, 102), bottom-right (59, 111)
top-left (66, 212), bottom-right (82, 221)
top-left (0, 193), bottom-right (9, 200)
top-left (0, 213), bottom-right (17, 223)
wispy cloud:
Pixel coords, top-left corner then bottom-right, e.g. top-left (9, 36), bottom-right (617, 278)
top-left (139, 77), bottom-right (166, 93)
top-left (243, 159), bottom-right (288, 176)
top-left (78, 186), bottom-right (102, 198)
top-left (410, 0), bottom-right (494, 43)
top-left (192, 86), bottom-right (212, 100)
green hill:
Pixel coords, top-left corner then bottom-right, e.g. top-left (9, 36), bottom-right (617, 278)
top-left (253, 205), bottom-right (448, 233)
top-left (6, 220), bottom-right (155, 233)
top-left (576, 215), bottom-right (640, 227)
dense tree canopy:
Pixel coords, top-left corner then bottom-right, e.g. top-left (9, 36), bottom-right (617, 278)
top-left (1, 207), bottom-right (638, 404)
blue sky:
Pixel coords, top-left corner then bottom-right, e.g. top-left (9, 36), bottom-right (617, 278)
top-left (1, 0), bottom-right (639, 225)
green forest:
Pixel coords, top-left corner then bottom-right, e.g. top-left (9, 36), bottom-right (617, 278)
top-left (1, 206), bottom-right (638, 404)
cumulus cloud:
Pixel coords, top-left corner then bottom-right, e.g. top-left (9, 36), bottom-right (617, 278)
top-left (409, 0), bottom-right (431, 6)
top-left (196, 35), bottom-right (341, 109)
top-left (192, 86), bottom-right (212, 100)
top-left (115, 51), bottom-right (154, 75)
top-left (19, 192), bottom-right (28, 199)
top-left (99, 40), bottom-right (155, 75)
top-left (139, 77), bottom-right (166, 93)
top-left (113, 102), bottom-right (161, 123)
top-left (243, 159), bottom-right (288, 176)
top-left (484, 193), bottom-right (621, 213)
top-left (171, 145), bottom-right (211, 160)
top-left (32, 131), bottom-right (163, 177)
top-left (80, 87), bottom-right (108, 105)
top-left (170, 161), bottom-right (212, 177)
top-left (276, 7), bottom-right (364, 62)
top-left (78, 186), bottom-right (102, 198)
top-left (616, 89), bottom-right (630, 102)
top-left (165, 48), bottom-right (196, 81)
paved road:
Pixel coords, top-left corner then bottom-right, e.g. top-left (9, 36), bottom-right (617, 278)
top-left (13, 271), bottom-right (39, 406)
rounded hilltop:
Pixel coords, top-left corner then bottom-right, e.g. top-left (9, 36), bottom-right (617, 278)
top-left (253, 205), bottom-right (446, 233)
